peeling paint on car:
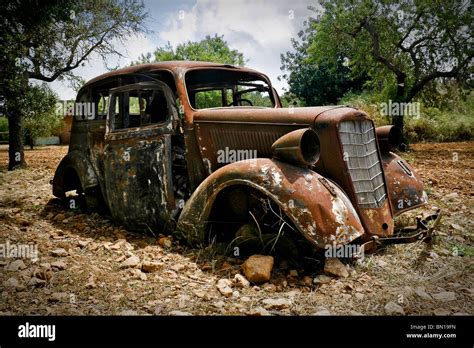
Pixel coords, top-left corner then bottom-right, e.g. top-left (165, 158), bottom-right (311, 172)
top-left (52, 61), bottom-right (431, 252)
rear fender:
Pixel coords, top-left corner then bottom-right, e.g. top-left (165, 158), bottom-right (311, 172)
top-left (52, 151), bottom-right (99, 198)
top-left (177, 158), bottom-right (365, 248)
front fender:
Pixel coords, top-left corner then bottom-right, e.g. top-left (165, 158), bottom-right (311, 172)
top-left (177, 158), bottom-right (365, 248)
top-left (52, 151), bottom-right (99, 197)
top-left (382, 152), bottom-right (428, 216)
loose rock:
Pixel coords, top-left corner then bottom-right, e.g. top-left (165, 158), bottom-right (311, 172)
top-left (445, 192), bottom-right (459, 200)
top-left (262, 283), bottom-right (277, 293)
top-left (384, 302), bottom-right (405, 315)
top-left (53, 213), bottom-right (65, 222)
top-left (120, 255), bottom-right (140, 269)
top-left (312, 308), bottom-right (331, 316)
top-left (48, 292), bottom-right (69, 303)
top-left (169, 310), bottom-right (192, 316)
top-left (313, 274), bottom-right (332, 284)
top-left (141, 261), bottom-right (163, 273)
top-left (6, 260), bottom-right (26, 272)
top-left (51, 261), bottom-right (66, 271)
top-left (27, 277), bottom-right (46, 288)
top-left (241, 255), bottom-right (274, 284)
top-left (216, 279), bottom-right (233, 298)
top-left (261, 298), bottom-right (289, 309)
top-left (433, 308), bottom-right (451, 316)
top-left (157, 237), bottom-right (172, 248)
top-left (3, 277), bottom-right (20, 288)
top-left (289, 269), bottom-right (298, 277)
top-left (249, 306), bottom-right (270, 316)
top-left (324, 258), bottom-right (349, 278)
top-left (77, 240), bottom-right (89, 248)
top-left (432, 292), bottom-right (456, 302)
top-left (302, 276), bottom-right (313, 286)
top-left (414, 288), bottom-right (432, 301)
top-left (50, 248), bottom-right (68, 257)
top-left (233, 274), bottom-right (250, 288)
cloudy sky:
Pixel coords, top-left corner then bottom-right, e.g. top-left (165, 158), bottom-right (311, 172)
top-left (50, 0), bottom-right (319, 100)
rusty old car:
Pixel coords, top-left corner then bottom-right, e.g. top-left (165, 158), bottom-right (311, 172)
top-left (52, 61), bottom-right (440, 256)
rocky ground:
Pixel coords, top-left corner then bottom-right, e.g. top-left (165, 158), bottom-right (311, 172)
top-left (0, 142), bottom-right (472, 316)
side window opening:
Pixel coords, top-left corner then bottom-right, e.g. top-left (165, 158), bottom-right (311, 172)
top-left (109, 87), bottom-right (170, 131)
top-left (97, 94), bottom-right (109, 120)
top-left (74, 92), bottom-right (90, 121)
top-left (142, 89), bottom-right (169, 125)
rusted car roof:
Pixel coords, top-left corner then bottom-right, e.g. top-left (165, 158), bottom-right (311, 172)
top-left (82, 61), bottom-right (264, 89)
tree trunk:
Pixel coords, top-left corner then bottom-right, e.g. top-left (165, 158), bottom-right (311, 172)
top-left (5, 86), bottom-right (27, 170)
top-left (392, 82), bottom-right (408, 151)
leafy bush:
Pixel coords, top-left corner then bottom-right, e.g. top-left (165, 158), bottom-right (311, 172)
top-left (0, 117), bottom-right (8, 141)
top-left (22, 83), bottom-right (63, 148)
top-left (0, 117), bottom-right (8, 132)
top-left (340, 91), bottom-right (473, 143)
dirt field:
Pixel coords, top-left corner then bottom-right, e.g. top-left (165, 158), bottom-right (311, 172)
top-left (0, 142), bottom-right (472, 315)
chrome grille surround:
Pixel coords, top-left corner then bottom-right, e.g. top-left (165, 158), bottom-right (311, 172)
top-left (338, 120), bottom-right (387, 208)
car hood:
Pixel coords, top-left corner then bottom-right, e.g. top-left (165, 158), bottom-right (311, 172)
top-left (192, 106), bottom-right (362, 127)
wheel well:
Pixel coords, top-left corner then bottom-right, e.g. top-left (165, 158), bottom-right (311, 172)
top-left (63, 167), bottom-right (83, 194)
top-left (206, 185), bottom-right (312, 260)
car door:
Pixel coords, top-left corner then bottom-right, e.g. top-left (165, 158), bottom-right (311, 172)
top-left (103, 81), bottom-right (177, 232)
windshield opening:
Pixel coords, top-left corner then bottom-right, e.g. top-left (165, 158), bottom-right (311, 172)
top-left (185, 69), bottom-right (274, 109)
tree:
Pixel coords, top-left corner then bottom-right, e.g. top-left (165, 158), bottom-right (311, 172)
top-left (23, 84), bottom-right (62, 149)
top-left (281, 19), bottom-right (367, 106)
top-left (0, 0), bottom-right (148, 170)
top-left (306, 0), bottom-right (473, 132)
top-left (132, 35), bottom-right (246, 109)
top-left (133, 34), bottom-right (245, 66)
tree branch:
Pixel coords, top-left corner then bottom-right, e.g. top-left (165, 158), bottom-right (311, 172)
top-left (406, 54), bottom-right (473, 101)
top-left (397, 11), bottom-right (424, 48)
top-left (363, 19), bottom-right (407, 82)
top-left (27, 22), bottom-right (119, 82)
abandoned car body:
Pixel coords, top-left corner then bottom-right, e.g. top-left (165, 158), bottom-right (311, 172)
top-left (52, 61), bottom-right (438, 254)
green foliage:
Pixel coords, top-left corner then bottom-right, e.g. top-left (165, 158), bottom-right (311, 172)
top-left (0, 118), bottom-right (8, 132)
top-left (0, 118), bottom-right (8, 142)
top-left (306, 0), bottom-right (473, 103)
top-left (133, 34), bottom-right (245, 66)
top-left (339, 91), bottom-right (391, 127)
top-left (243, 91), bottom-right (272, 108)
top-left (404, 107), bottom-right (473, 143)
top-left (0, 0), bottom-right (148, 169)
top-left (280, 18), bottom-right (366, 106)
top-left (192, 87), bottom-right (272, 109)
top-left (279, 92), bottom-right (305, 107)
top-left (22, 84), bottom-right (63, 145)
top-left (194, 90), bottom-right (223, 109)
top-left (1, 0), bottom-right (148, 82)
top-left (341, 90), bottom-right (474, 142)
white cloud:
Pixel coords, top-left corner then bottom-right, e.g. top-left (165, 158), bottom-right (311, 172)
top-left (159, 0), bottom-right (314, 94)
top-left (49, 0), bottom-right (316, 99)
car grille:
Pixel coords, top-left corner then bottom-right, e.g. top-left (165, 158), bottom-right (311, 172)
top-left (338, 120), bottom-right (387, 208)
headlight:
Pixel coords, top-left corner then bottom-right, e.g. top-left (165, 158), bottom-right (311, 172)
top-left (271, 128), bottom-right (320, 167)
top-left (376, 125), bottom-right (402, 152)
